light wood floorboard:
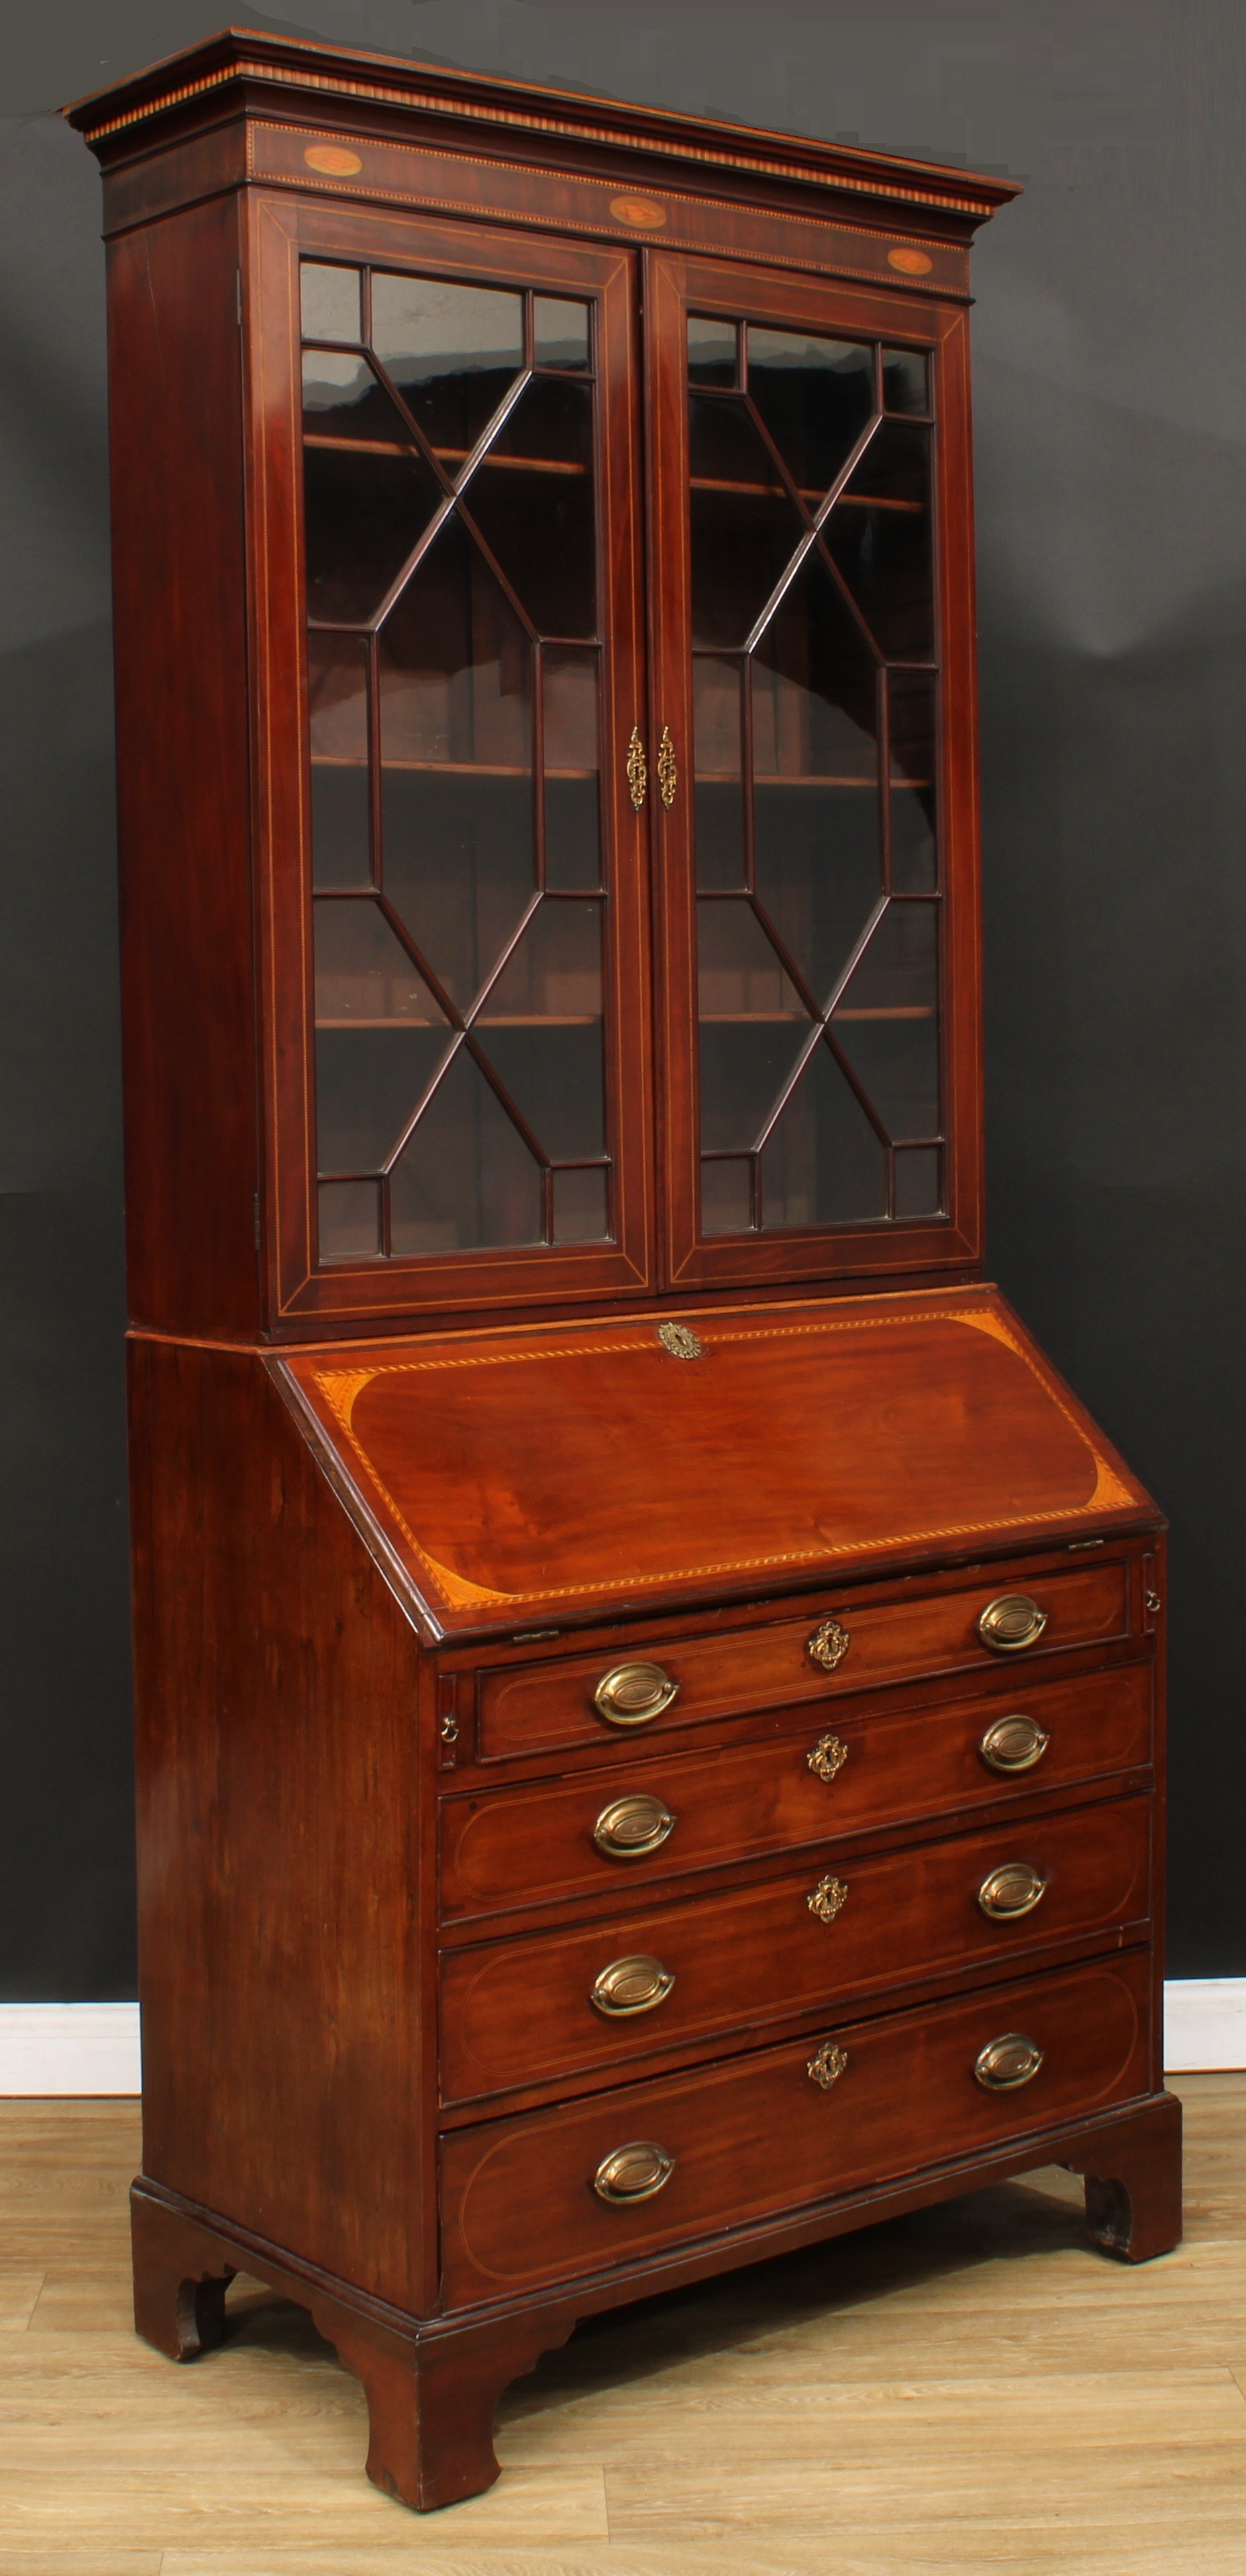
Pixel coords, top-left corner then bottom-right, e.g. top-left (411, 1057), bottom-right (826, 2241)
top-left (0, 2079), bottom-right (1243, 2571)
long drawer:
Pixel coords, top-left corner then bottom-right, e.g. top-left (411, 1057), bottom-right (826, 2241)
top-left (442, 1662), bottom-right (1151, 1922)
top-left (474, 1559), bottom-right (1133, 1761)
top-left (441, 1793), bottom-right (1151, 2103)
top-left (440, 1949), bottom-right (1152, 2303)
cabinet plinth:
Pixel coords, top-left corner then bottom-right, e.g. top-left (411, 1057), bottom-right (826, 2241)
top-left (71, 27), bottom-right (1177, 2513)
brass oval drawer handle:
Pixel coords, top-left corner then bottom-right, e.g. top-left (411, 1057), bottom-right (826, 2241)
top-left (975, 2032), bottom-right (1045, 2092)
top-left (807, 2039), bottom-right (849, 2091)
top-left (808, 1872), bottom-right (849, 1924)
top-left (978, 1861), bottom-right (1047, 1920)
top-left (807, 1731), bottom-right (849, 1784)
top-left (594, 1659), bottom-right (680, 1724)
top-left (808, 1616), bottom-right (850, 1673)
top-left (590, 1954), bottom-right (675, 2018)
top-left (978, 1593), bottom-right (1048, 1653)
top-left (980, 1713), bottom-right (1051, 1775)
top-left (593, 2141), bottom-right (674, 2204)
top-left (592, 1792), bottom-right (676, 1859)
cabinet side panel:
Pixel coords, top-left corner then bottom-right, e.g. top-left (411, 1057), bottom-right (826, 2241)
top-left (107, 201), bottom-right (260, 1335)
top-left (127, 1337), bottom-right (428, 2311)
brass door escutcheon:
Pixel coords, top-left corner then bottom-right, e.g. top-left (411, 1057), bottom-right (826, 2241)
top-left (657, 723), bottom-right (677, 807)
top-left (975, 2032), bottom-right (1044, 2091)
top-left (626, 723), bottom-right (647, 808)
top-left (978, 1861), bottom-right (1047, 1920)
top-left (657, 1319), bottom-right (703, 1359)
top-left (592, 1792), bottom-right (676, 1858)
top-left (593, 2141), bottom-right (674, 2203)
top-left (807, 1731), bottom-right (849, 1784)
top-left (594, 1660), bottom-right (680, 1724)
top-left (979, 1713), bottom-right (1051, 1775)
top-left (978, 1593), bottom-right (1047, 1652)
top-left (808, 1872), bottom-right (848, 1924)
top-left (807, 2039), bottom-right (848, 2091)
top-left (590, 1954), bottom-right (675, 2017)
top-left (808, 1616), bottom-right (850, 1672)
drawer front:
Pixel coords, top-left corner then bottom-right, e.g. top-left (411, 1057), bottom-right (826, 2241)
top-left (441, 1950), bottom-right (1151, 2302)
top-left (476, 1561), bottom-right (1132, 1761)
top-left (442, 1662), bottom-right (1152, 1921)
top-left (441, 1793), bottom-right (1151, 2102)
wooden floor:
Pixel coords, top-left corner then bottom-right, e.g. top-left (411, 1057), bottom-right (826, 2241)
top-left (3, 2079), bottom-right (1245, 2572)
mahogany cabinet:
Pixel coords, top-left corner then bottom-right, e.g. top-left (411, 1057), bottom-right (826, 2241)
top-left (70, 28), bottom-right (1180, 2514)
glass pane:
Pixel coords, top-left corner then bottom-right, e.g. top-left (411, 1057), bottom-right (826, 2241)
top-left (370, 274), bottom-right (523, 460)
top-left (465, 378), bottom-right (596, 636)
top-left (303, 368), bottom-right (444, 622)
top-left (889, 670), bottom-right (938, 891)
top-left (751, 549), bottom-right (880, 785)
top-left (693, 658), bottom-right (745, 890)
top-left (309, 634), bottom-right (371, 889)
top-left (534, 297), bottom-right (590, 370)
top-left (824, 420), bottom-right (934, 659)
top-left (378, 513), bottom-right (533, 771)
top-left (552, 1166), bottom-right (609, 1242)
top-left (698, 898), bottom-right (813, 1152)
top-left (882, 347), bottom-right (931, 415)
top-left (688, 315), bottom-right (738, 388)
top-left (544, 647), bottom-right (601, 889)
top-left (689, 395), bottom-right (806, 648)
top-left (314, 896), bottom-right (448, 1031)
top-left (745, 327), bottom-right (875, 501)
top-left (319, 1178), bottom-right (380, 1260)
top-left (312, 765), bottom-right (371, 891)
top-left (303, 268), bottom-right (609, 1273)
top-left (313, 900), bottom-right (452, 1170)
top-left (302, 348), bottom-right (399, 445)
top-left (378, 518), bottom-right (535, 1008)
top-left (758, 1040), bottom-right (887, 1227)
top-left (476, 900), bottom-right (605, 1161)
top-left (754, 791), bottom-right (881, 1013)
top-left (831, 899), bottom-right (940, 1141)
top-left (301, 263), bottom-right (362, 344)
top-left (390, 1049), bottom-right (543, 1252)
top-left (894, 1145), bottom-right (942, 1217)
top-left (701, 1156), bottom-right (752, 1235)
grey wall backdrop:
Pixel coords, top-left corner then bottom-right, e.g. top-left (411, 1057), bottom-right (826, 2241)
top-left (3, 1), bottom-right (1243, 1999)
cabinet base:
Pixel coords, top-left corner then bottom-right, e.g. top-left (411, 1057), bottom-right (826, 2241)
top-left (131, 2091), bottom-right (1183, 2513)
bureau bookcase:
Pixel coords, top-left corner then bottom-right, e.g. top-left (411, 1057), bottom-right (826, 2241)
top-left (70, 28), bottom-right (1181, 2513)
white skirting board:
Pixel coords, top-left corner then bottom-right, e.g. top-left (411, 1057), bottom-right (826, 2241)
top-left (0, 1988), bottom-right (1243, 2093)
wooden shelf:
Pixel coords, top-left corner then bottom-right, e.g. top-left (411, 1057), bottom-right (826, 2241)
top-left (699, 1007), bottom-right (935, 1023)
top-left (310, 758), bottom-right (594, 779)
top-left (317, 1014), bottom-right (599, 1030)
top-left (695, 774), bottom-right (933, 790)
top-left (303, 433), bottom-right (585, 476)
top-left (690, 475), bottom-right (922, 512)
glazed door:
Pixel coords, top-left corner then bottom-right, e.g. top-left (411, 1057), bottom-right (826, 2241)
top-left (647, 254), bottom-right (982, 1288)
top-left (249, 201), bottom-right (653, 1320)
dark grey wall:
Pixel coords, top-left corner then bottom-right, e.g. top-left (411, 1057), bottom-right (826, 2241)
top-left (2, 1), bottom-right (1242, 1996)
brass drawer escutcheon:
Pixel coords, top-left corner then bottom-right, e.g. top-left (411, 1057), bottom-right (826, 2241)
top-left (978, 1593), bottom-right (1048, 1653)
top-left (980, 1713), bottom-right (1051, 1775)
top-left (975, 2032), bottom-right (1045, 2091)
top-left (807, 1731), bottom-right (849, 1784)
top-left (592, 1792), bottom-right (676, 1859)
top-left (978, 1861), bottom-right (1048, 1920)
top-left (594, 1660), bottom-right (680, 1724)
top-left (808, 1616), bottom-right (850, 1672)
top-left (590, 1954), bottom-right (675, 2018)
top-left (593, 2141), bottom-right (674, 2204)
top-left (808, 1872), bottom-right (849, 1925)
top-left (807, 2039), bottom-right (848, 2091)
